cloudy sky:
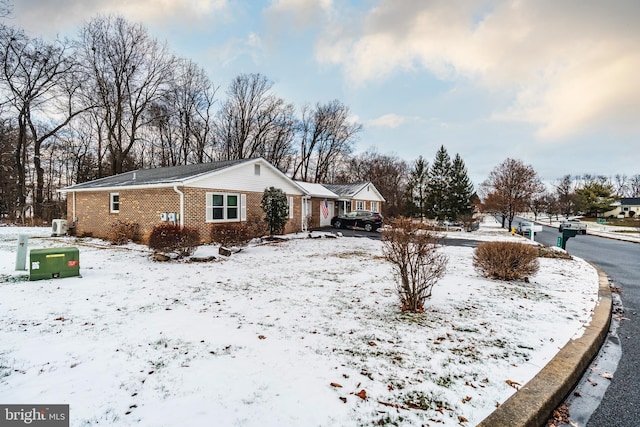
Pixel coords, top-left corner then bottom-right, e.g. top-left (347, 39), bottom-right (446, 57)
top-left (7, 0), bottom-right (640, 184)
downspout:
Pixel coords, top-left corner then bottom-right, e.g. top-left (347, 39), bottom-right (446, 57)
top-left (72, 191), bottom-right (76, 224)
top-left (302, 195), bottom-right (311, 232)
top-left (173, 185), bottom-right (185, 228)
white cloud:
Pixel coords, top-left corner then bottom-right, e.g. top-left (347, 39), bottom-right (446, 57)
top-left (12, 0), bottom-right (230, 38)
top-left (315, 0), bottom-right (640, 139)
top-left (368, 113), bottom-right (419, 129)
top-left (263, 0), bottom-right (334, 36)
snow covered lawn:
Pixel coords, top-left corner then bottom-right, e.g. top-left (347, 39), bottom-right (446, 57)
top-left (0, 220), bottom-right (599, 426)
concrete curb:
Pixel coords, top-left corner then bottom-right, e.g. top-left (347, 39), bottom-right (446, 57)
top-left (477, 264), bottom-right (612, 427)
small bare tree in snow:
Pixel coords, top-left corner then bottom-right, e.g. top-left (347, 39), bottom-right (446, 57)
top-left (382, 218), bottom-right (448, 312)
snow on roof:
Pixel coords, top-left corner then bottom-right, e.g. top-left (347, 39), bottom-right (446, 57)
top-left (294, 181), bottom-right (338, 198)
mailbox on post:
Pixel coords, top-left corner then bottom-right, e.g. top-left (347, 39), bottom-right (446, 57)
top-left (559, 229), bottom-right (578, 250)
top-left (29, 247), bottom-right (80, 281)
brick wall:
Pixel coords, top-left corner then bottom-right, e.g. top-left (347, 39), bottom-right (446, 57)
top-left (68, 187), bottom-right (304, 243)
top-left (68, 188), bottom-right (180, 241)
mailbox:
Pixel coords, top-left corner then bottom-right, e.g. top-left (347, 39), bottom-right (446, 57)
top-left (559, 229), bottom-right (579, 250)
top-left (29, 247), bottom-right (80, 281)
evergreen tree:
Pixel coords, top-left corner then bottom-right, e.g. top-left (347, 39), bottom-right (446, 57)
top-left (448, 154), bottom-right (475, 220)
top-left (426, 145), bottom-right (452, 220)
top-left (406, 156), bottom-right (429, 218)
top-left (261, 187), bottom-right (290, 235)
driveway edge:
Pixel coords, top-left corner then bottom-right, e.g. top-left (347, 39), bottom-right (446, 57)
top-left (477, 263), bottom-right (612, 427)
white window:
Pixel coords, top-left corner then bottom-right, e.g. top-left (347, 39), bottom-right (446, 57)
top-left (206, 193), bottom-right (245, 222)
top-left (288, 196), bottom-right (294, 219)
top-left (370, 201), bottom-right (379, 212)
top-left (356, 200), bottom-right (365, 210)
top-left (110, 193), bottom-right (120, 213)
top-left (254, 164), bottom-right (261, 176)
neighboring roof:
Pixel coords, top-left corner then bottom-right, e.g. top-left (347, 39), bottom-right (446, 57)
top-left (323, 182), bottom-right (386, 202)
top-left (60, 159), bottom-right (254, 192)
top-left (621, 197), bottom-right (640, 206)
top-left (323, 182), bottom-right (369, 198)
top-left (294, 181), bottom-right (338, 199)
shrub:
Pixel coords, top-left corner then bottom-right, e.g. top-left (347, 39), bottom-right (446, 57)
top-left (473, 241), bottom-right (539, 280)
top-left (148, 224), bottom-right (200, 258)
top-left (107, 220), bottom-right (141, 245)
top-left (382, 217), bottom-right (448, 312)
top-left (210, 213), bottom-right (268, 247)
top-left (261, 187), bottom-right (289, 235)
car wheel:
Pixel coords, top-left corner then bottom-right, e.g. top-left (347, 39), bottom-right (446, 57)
top-left (364, 223), bottom-right (373, 232)
top-left (581, 229), bottom-right (587, 235)
top-left (334, 220), bottom-right (342, 229)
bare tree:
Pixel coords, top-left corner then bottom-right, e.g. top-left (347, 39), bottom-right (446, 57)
top-left (382, 217), bottom-right (448, 312)
top-left (292, 100), bottom-right (362, 183)
top-left (0, 0), bottom-right (11, 18)
top-left (554, 174), bottom-right (577, 218)
top-left (481, 158), bottom-right (544, 231)
top-left (156, 58), bottom-right (217, 165)
top-left (214, 73), bottom-right (294, 171)
top-left (77, 14), bottom-right (174, 175)
top-left (335, 149), bottom-right (407, 217)
top-left (0, 26), bottom-right (86, 219)
top-left (629, 174), bottom-right (640, 197)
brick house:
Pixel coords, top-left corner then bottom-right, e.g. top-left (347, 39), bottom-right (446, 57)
top-left (322, 183), bottom-right (386, 216)
top-left (59, 158), bottom-right (307, 243)
top-left (294, 181), bottom-right (339, 228)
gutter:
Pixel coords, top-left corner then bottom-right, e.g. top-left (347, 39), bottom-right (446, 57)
top-left (173, 185), bottom-right (185, 228)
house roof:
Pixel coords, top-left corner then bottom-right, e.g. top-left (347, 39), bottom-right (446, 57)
top-left (621, 197), bottom-right (640, 206)
top-left (323, 182), bottom-right (386, 202)
top-left (60, 159), bottom-right (254, 192)
top-left (323, 182), bottom-right (369, 198)
top-left (294, 181), bottom-right (338, 199)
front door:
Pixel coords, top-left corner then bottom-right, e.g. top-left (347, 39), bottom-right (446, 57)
top-left (320, 200), bottom-right (334, 227)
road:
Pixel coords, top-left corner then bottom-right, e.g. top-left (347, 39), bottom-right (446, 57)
top-left (510, 217), bottom-right (640, 426)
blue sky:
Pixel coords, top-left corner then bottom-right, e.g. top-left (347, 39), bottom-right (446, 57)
top-left (9, 0), bottom-right (640, 185)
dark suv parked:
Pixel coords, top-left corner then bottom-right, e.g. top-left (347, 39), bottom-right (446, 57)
top-left (331, 210), bottom-right (383, 232)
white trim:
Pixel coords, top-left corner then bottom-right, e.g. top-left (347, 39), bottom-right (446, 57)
top-left (240, 194), bottom-right (247, 221)
top-left (110, 192), bottom-right (120, 213)
top-left (288, 196), bottom-right (294, 219)
top-left (206, 192), bottom-right (242, 223)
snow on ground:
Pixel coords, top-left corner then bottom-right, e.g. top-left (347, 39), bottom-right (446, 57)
top-left (0, 217), bottom-right (599, 426)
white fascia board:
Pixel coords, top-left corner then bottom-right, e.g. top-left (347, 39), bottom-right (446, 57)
top-left (57, 182), bottom-right (181, 193)
top-left (185, 157), bottom-right (308, 195)
top-left (352, 183), bottom-right (386, 202)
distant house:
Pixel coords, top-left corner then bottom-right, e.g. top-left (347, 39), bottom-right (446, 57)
top-left (323, 183), bottom-right (386, 216)
top-left (59, 158), bottom-right (307, 242)
top-left (604, 197), bottom-right (640, 218)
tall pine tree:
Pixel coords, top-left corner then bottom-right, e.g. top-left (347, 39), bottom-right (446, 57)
top-left (448, 153), bottom-right (475, 220)
top-left (426, 145), bottom-right (452, 220)
top-left (405, 156), bottom-right (429, 218)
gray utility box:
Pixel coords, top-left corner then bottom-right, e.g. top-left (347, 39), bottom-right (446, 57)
top-left (29, 247), bottom-right (80, 281)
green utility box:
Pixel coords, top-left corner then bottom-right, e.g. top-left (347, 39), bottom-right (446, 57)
top-left (29, 247), bottom-right (80, 281)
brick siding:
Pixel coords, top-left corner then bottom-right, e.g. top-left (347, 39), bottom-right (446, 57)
top-left (68, 187), bottom-right (303, 243)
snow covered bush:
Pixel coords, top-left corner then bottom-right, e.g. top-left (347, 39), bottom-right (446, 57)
top-left (148, 224), bottom-right (200, 258)
top-left (473, 241), bottom-right (539, 280)
top-left (382, 217), bottom-right (448, 312)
